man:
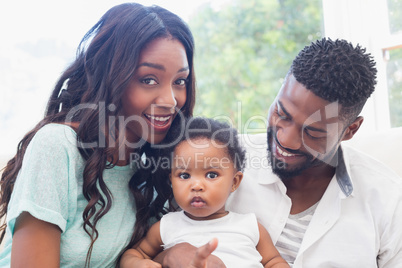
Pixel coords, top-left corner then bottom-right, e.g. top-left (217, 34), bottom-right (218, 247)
top-left (227, 38), bottom-right (402, 267)
top-left (160, 38), bottom-right (402, 267)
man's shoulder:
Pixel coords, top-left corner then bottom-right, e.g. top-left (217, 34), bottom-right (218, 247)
top-left (239, 132), bottom-right (267, 153)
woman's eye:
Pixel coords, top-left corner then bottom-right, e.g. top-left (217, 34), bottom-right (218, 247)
top-left (206, 172), bottom-right (218, 179)
top-left (175, 78), bottom-right (187, 86)
top-left (142, 78), bottom-right (158, 85)
top-left (179, 173), bottom-right (190, 179)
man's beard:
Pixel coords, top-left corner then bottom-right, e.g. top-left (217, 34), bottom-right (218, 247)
top-left (267, 127), bottom-right (322, 181)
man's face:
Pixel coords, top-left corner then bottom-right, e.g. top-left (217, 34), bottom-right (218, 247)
top-left (266, 74), bottom-right (349, 180)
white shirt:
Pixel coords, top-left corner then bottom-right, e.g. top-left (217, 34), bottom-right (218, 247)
top-left (276, 201), bottom-right (319, 265)
top-left (160, 211), bottom-right (263, 268)
top-left (227, 133), bottom-right (402, 268)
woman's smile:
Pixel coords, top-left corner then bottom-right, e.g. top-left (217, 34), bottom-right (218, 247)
top-left (144, 113), bottom-right (174, 132)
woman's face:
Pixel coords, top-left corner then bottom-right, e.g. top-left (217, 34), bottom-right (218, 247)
top-left (122, 37), bottom-right (189, 147)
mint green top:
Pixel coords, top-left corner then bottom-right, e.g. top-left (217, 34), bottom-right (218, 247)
top-left (0, 124), bottom-right (137, 267)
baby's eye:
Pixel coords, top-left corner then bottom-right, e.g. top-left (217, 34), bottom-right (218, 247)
top-left (179, 173), bottom-right (190, 179)
top-left (142, 78), bottom-right (158, 85)
top-left (206, 172), bottom-right (218, 179)
top-left (175, 78), bottom-right (187, 86)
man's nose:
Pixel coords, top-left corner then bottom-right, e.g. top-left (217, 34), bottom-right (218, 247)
top-left (276, 124), bottom-right (303, 151)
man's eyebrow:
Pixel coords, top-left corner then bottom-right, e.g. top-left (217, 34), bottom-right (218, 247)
top-left (278, 100), bottom-right (292, 119)
top-left (278, 100), bottom-right (327, 133)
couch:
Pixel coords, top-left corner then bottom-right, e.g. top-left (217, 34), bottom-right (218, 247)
top-left (344, 127), bottom-right (402, 177)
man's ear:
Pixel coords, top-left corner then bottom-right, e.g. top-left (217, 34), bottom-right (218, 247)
top-left (231, 171), bottom-right (243, 192)
top-left (342, 116), bottom-right (364, 141)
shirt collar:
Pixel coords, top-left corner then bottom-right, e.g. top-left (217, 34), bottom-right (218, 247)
top-left (335, 145), bottom-right (354, 197)
top-left (259, 145), bottom-right (354, 197)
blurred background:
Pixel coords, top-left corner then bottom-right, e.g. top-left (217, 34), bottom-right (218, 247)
top-left (1, 0), bottom-right (401, 169)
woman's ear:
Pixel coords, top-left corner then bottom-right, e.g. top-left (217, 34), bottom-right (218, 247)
top-left (231, 171), bottom-right (243, 192)
top-left (342, 116), bottom-right (364, 141)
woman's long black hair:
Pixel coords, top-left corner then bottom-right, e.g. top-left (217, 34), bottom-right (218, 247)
top-left (0, 3), bottom-right (195, 267)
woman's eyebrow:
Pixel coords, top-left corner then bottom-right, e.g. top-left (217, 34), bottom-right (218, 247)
top-left (138, 62), bottom-right (165, 71)
top-left (137, 63), bottom-right (189, 73)
top-left (178, 66), bottom-right (189, 73)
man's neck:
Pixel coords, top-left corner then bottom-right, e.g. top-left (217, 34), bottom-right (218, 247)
top-left (284, 164), bottom-right (335, 214)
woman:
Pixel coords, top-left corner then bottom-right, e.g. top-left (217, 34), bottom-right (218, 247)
top-left (0, 3), bottom-right (195, 267)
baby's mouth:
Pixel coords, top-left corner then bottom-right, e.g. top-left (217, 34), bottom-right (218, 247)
top-left (191, 196), bottom-right (206, 208)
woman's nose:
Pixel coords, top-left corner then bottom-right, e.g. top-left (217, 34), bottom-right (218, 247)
top-left (155, 85), bottom-right (177, 110)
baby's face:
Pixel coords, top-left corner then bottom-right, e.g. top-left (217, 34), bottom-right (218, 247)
top-left (170, 138), bottom-right (242, 220)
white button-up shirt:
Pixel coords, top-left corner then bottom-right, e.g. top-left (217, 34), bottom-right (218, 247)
top-left (227, 133), bottom-right (402, 267)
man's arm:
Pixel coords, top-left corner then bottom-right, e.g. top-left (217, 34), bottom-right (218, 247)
top-left (378, 187), bottom-right (402, 267)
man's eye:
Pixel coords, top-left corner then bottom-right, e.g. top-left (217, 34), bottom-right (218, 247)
top-left (275, 110), bottom-right (289, 120)
top-left (275, 102), bottom-right (289, 120)
top-left (206, 172), bottom-right (218, 179)
top-left (304, 130), bottom-right (326, 140)
top-left (142, 78), bottom-right (158, 85)
top-left (276, 110), bottom-right (288, 120)
top-left (179, 173), bottom-right (190, 179)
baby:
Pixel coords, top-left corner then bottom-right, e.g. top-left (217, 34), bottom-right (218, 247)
top-left (120, 117), bottom-right (289, 268)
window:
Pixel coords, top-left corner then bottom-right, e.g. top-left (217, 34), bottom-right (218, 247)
top-left (385, 0), bottom-right (402, 127)
top-left (385, 46), bottom-right (402, 127)
top-left (322, 0), bottom-right (402, 133)
top-left (388, 0), bottom-right (402, 34)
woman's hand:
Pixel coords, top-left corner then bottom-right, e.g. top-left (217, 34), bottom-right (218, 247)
top-left (156, 238), bottom-right (225, 268)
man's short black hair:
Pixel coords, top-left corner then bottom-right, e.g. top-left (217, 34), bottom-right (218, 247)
top-left (290, 38), bottom-right (377, 123)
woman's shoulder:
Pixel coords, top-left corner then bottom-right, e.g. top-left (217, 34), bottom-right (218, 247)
top-left (37, 123), bottom-right (76, 134)
top-left (30, 123), bottom-right (78, 152)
